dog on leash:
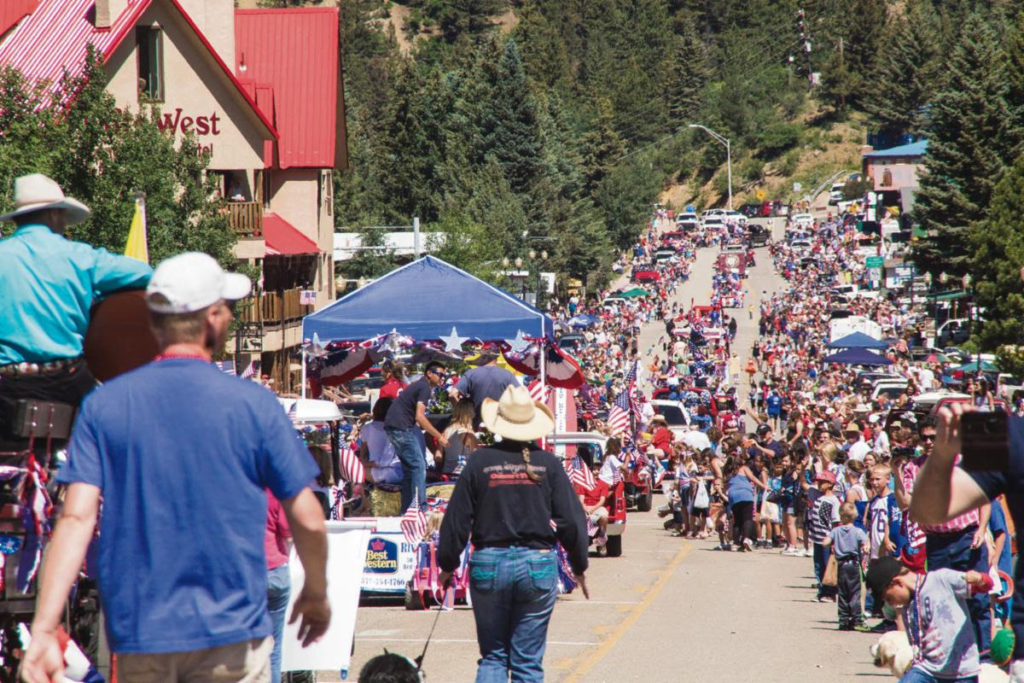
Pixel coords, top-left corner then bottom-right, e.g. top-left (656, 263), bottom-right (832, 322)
top-left (869, 632), bottom-right (1008, 682)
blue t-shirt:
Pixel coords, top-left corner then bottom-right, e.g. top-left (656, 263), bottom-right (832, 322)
top-left (766, 394), bottom-right (782, 416)
top-left (59, 359), bottom-right (318, 654)
top-left (989, 500), bottom-right (1014, 576)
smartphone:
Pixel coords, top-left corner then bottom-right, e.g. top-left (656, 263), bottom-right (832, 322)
top-left (960, 411), bottom-right (1009, 471)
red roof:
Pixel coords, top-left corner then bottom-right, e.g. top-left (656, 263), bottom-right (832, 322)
top-left (235, 8), bottom-right (341, 169)
top-left (0, 0), bottom-right (37, 38)
top-left (264, 213), bottom-right (318, 256)
top-left (0, 0), bottom-right (276, 139)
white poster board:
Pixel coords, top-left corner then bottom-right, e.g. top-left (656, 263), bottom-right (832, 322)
top-left (281, 521), bottom-right (371, 675)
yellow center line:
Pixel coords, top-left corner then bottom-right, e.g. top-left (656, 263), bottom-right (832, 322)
top-left (562, 542), bottom-right (693, 682)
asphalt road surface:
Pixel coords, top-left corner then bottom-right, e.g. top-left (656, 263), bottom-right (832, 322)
top-left (333, 214), bottom-right (886, 682)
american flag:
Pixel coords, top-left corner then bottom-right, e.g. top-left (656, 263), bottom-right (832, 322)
top-left (241, 360), bottom-right (260, 379)
top-left (401, 495), bottom-right (427, 545)
top-left (608, 391), bottom-right (631, 436)
top-left (527, 378), bottom-right (548, 404)
top-left (566, 455), bottom-right (596, 491)
top-left (339, 444), bottom-right (365, 484)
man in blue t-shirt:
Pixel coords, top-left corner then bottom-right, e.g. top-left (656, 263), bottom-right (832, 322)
top-left (449, 353), bottom-right (519, 419)
top-left (21, 253), bottom-right (330, 683)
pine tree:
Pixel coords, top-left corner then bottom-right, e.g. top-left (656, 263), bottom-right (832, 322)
top-left (663, 19), bottom-right (710, 125)
top-left (911, 14), bottom-right (1018, 278)
top-left (969, 153), bottom-right (1024, 352)
top-left (1003, 11), bottom-right (1024, 138)
top-left (477, 39), bottom-right (545, 199)
top-left (818, 0), bottom-right (885, 110)
top-left (864, 3), bottom-right (941, 138)
top-left (578, 98), bottom-right (627, 196)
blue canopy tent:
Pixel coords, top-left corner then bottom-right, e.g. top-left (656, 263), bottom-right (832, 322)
top-left (827, 331), bottom-right (889, 350)
top-left (303, 256), bottom-right (555, 343)
top-left (301, 256), bottom-right (557, 396)
top-left (822, 347), bottom-right (893, 366)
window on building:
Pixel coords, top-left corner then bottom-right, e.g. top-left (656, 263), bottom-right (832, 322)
top-left (137, 26), bottom-right (163, 101)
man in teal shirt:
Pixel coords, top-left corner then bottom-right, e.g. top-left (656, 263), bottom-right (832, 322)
top-left (0, 174), bottom-right (152, 438)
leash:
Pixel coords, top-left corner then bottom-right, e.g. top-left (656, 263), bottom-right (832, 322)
top-left (415, 586), bottom-right (449, 670)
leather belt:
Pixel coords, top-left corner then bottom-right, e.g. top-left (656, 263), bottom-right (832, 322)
top-left (0, 357), bottom-right (81, 377)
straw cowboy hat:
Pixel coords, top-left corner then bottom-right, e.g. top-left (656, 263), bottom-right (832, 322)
top-left (650, 414), bottom-right (668, 425)
top-left (0, 173), bottom-right (91, 225)
top-left (481, 385), bottom-right (555, 442)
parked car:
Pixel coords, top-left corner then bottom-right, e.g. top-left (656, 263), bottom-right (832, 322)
top-left (791, 213), bottom-right (814, 228)
top-left (654, 248), bottom-right (677, 263)
top-left (998, 374), bottom-right (1024, 402)
top-left (739, 203), bottom-right (762, 218)
top-left (935, 318), bottom-right (971, 347)
top-left (748, 224), bottom-right (770, 248)
top-left (631, 269), bottom-right (661, 283)
top-left (828, 183), bottom-right (845, 205)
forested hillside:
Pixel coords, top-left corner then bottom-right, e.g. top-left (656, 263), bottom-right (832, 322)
top-left (332, 0), bottom-right (1024, 317)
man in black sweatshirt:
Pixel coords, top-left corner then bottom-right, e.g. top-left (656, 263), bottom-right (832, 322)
top-left (437, 385), bottom-right (589, 682)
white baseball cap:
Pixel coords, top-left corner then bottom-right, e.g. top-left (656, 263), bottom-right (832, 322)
top-left (146, 252), bottom-right (251, 314)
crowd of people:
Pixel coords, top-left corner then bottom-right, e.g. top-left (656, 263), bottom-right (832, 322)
top-left (7, 169), bottom-right (1024, 683)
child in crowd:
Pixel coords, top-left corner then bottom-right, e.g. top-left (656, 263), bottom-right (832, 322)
top-left (866, 557), bottom-right (993, 683)
top-left (823, 502), bottom-right (868, 630)
top-left (808, 470), bottom-right (840, 601)
top-left (866, 464), bottom-right (903, 562)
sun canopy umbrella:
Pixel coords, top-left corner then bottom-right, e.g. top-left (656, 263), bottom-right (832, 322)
top-left (568, 314), bottom-right (599, 329)
top-left (822, 347), bottom-right (893, 366)
top-left (503, 344), bottom-right (586, 389)
top-left (620, 287), bottom-right (652, 298)
top-left (955, 359), bottom-right (998, 373)
top-left (827, 331), bottom-right (889, 350)
top-left (924, 352), bottom-right (949, 364)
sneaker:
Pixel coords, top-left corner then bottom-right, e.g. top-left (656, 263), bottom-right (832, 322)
top-left (782, 547), bottom-right (802, 556)
top-left (853, 624), bottom-right (874, 633)
top-left (868, 620), bottom-right (897, 633)
top-left (800, 549), bottom-right (813, 557)
top-left (743, 538), bottom-right (754, 552)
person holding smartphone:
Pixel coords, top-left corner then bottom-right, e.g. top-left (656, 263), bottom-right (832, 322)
top-left (911, 405), bottom-right (1019, 673)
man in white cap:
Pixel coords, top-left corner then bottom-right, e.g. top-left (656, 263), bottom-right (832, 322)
top-left (21, 253), bottom-right (330, 683)
top-left (0, 174), bottom-right (152, 432)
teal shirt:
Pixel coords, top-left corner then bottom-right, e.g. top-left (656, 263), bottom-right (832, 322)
top-left (0, 224), bottom-right (152, 365)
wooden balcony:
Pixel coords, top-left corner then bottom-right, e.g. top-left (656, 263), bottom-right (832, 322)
top-left (226, 201), bottom-right (263, 237)
top-left (233, 288), bottom-right (314, 326)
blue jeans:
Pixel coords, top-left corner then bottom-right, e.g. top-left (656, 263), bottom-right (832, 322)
top-left (267, 564), bottom-right (291, 682)
top-left (386, 426), bottom-right (426, 512)
top-left (468, 547), bottom-right (559, 683)
top-left (813, 543), bottom-right (836, 598)
top-left (926, 527), bottom-right (991, 659)
top-left (899, 667), bottom-right (977, 683)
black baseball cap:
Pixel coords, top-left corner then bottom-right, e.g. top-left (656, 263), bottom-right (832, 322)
top-left (865, 556), bottom-right (904, 605)
top-left (756, 424), bottom-right (771, 436)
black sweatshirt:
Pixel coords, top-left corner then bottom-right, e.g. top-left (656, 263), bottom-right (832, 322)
top-left (437, 441), bottom-right (589, 575)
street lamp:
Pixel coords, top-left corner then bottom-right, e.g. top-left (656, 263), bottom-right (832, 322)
top-left (689, 123), bottom-right (732, 211)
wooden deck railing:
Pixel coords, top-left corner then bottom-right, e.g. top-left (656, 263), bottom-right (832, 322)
top-left (226, 201), bottom-right (263, 237)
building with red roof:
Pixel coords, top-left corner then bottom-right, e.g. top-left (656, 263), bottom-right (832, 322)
top-left (0, 0), bottom-right (348, 389)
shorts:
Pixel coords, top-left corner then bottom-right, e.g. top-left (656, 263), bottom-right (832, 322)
top-left (588, 507), bottom-right (609, 524)
top-left (117, 637), bottom-right (272, 683)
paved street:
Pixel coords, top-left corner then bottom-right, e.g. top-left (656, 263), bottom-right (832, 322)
top-left (338, 216), bottom-right (886, 682)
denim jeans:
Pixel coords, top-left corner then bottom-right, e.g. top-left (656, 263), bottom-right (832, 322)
top-left (468, 547), bottom-right (559, 683)
top-left (899, 667), bottom-right (977, 683)
top-left (385, 426), bottom-right (426, 513)
top-left (926, 527), bottom-right (991, 658)
top-left (267, 565), bottom-right (291, 682)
